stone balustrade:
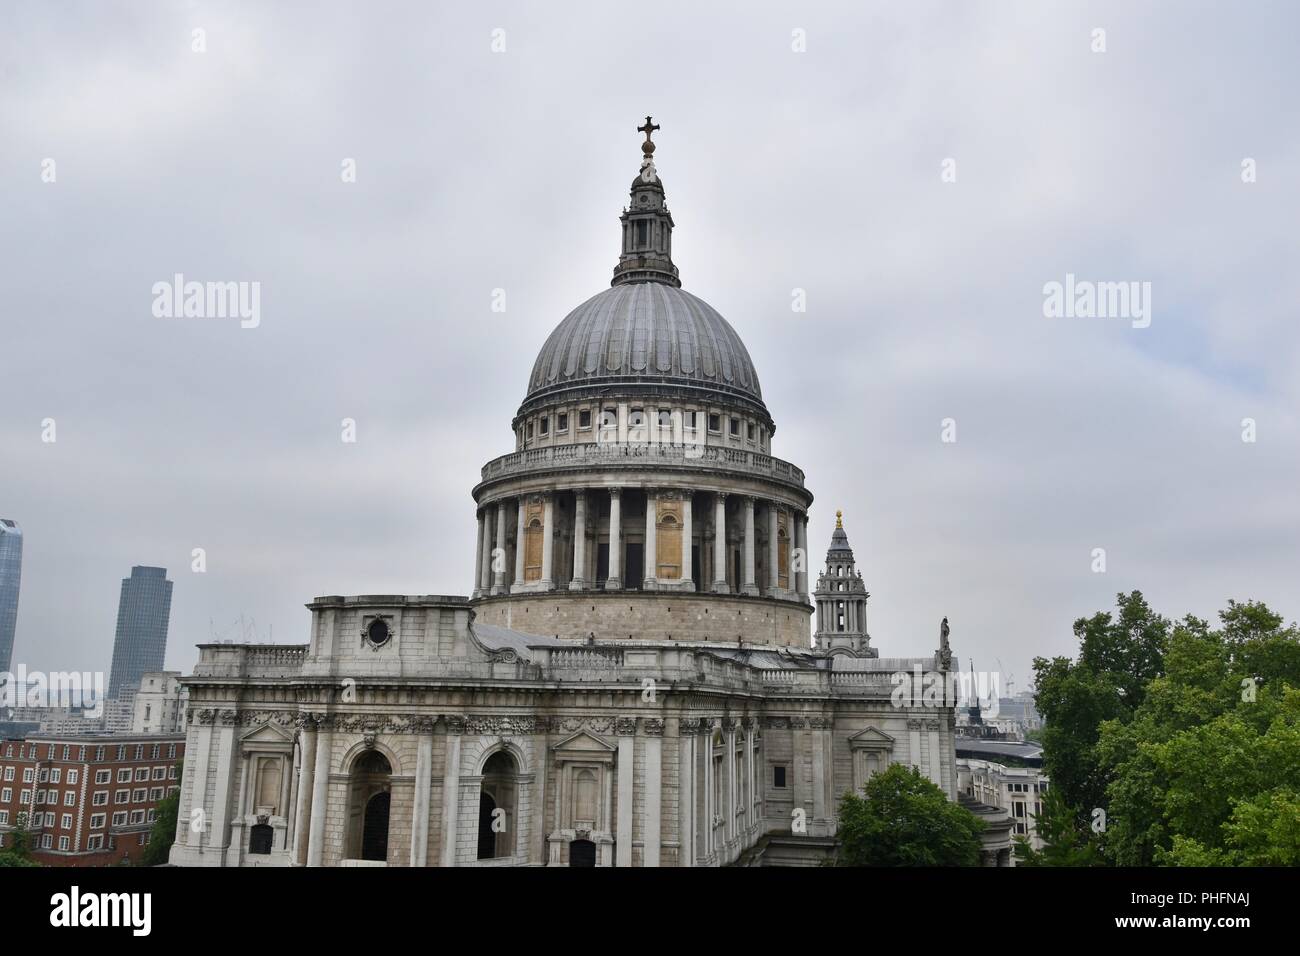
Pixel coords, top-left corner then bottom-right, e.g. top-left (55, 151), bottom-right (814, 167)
top-left (479, 441), bottom-right (806, 489)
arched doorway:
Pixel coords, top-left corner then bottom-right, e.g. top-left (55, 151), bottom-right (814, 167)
top-left (346, 750), bottom-right (392, 862)
top-left (361, 792), bottom-right (390, 861)
top-left (477, 750), bottom-right (519, 859)
top-left (569, 838), bottom-right (596, 867)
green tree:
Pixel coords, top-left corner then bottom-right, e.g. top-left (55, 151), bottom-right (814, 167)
top-left (1033, 591), bottom-right (1168, 832)
top-left (141, 769), bottom-right (182, 866)
top-left (1013, 784), bottom-right (1103, 866)
top-left (0, 819), bottom-right (39, 867)
top-left (835, 764), bottom-right (983, 866)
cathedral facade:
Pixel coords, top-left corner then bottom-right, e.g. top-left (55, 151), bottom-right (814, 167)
top-left (168, 122), bottom-right (960, 868)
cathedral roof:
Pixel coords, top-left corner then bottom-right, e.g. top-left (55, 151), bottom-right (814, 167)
top-left (522, 117), bottom-right (768, 416)
top-left (525, 282), bottom-right (764, 407)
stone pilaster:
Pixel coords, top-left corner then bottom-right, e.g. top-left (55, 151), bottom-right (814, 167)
top-left (570, 489), bottom-right (588, 590)
top-left (606, 488), bottom-right (622, 589)
top-left (712, 493), bottom-right (729, 593)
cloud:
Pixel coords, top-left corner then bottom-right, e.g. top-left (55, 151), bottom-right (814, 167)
top-left (1, 1), bottom-right (1296, 687)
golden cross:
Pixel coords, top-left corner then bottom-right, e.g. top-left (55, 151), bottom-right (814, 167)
top-left (637, 115), bottom-right (660, 155)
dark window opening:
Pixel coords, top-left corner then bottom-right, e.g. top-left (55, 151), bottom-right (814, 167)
top-left (773, 766), bottom-right (787, 788)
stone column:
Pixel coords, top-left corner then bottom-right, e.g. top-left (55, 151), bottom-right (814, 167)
top-left (291, 718), bottom-right (317, 865)
top-left (606, 488), bottom-right (622, 589)
top-left (744, 720), bottom-right (757, 829)
top-left (513, 498), bottom-right (525, 590)
top-left (644, 720), bottom-right (663, 867)
top-left (795, 513), bottom-right (809, 600)
top-left (767, 504), bottom-right (780, 595)
top-left (492, 501), bottom-right (508, 594)
top-left (616, 722), bottom-right (635, 867)
top-left (441, 723), bottom-right (463, 867)
top-left (811, 718), bottom-right (827, 830)
top-left (701, 724), bottom-right (714, 857)
top-left (569, 490), bottom-right (588, 590)
top-left (678, 722), bottom-right (695, 867)
top-left (472, 510), bottom-right (485, 597)
top-left (479, 508), bottom-right (493, 593)
top-left (724, 721), bottom-right (737, 848)
top-left (306, 724), bottom-right (331, 867)
top-left (712, 493), bottom-right (728, 593)
top-left (643, 490), bottom-right (657, 590)
top-left (409, 728), bottom-right (434, 867)
top-left (742, 497), bottom-right (758, 596)
top-left (680, 491), bottom-right (693, 590)
top-left (539, 494), bottom-right (555, 590)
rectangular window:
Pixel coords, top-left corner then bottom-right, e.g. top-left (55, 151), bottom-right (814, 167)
top-left (50, 769), bottom-right (61, 784)
top-left (61, 813), bottom-right (72, 829)
top-left (2, 767), bottom-right (11, 781)
top-left (578, 409), bottom-right (592, 429)
top-left (600, 408), bottom-right (617, 429)
top-left (95, 770), bottom-right (110, 785)
top-left (93, 791), bottom-right (107, 806)
top-left (0, 788), bottom-right (9, 802)
top-left (87, 835), bottom-right (103, 850)
top-left (636, 219), bottom-right (648, 247)
top-left (557, 413), bottom-right (568, 432)
top-left (67, 770), bottom-right (78, 785)
top-left (112, 812), bottom-right (127, 827)
top-left (38, 769), bottom-right (49, 783)
top-left (150, 788), bottom-right (163, 801)
top-left (657, 409), bottom-right (673, 428)
top-left (707, 413), bottom-right (721, 433)
top-left (64, 791), bottom-right (75, 806)
top-left (729, 417), bottom-right (740, 437)
top-left (117, 769), bottom-right (131, 783)
top-left (152, 767), bottom-right (166, 781)
top-left (135, 768), bottom-right (149, 782)
top-left (747, 422), bottom-right (755, 441)
top-left (629, 408), bottom-right (645, 427)
top-left (90, 814), bottom-right (105, 829)
top-left (115, 790), bottom-right (129, 804)
top-left (525, 422), bottom-right (533, 440)
top-left (539, 416), bottom-right (549, 435)
top-left (773, 766), bottom-right (787, 789)
top-left (0, 811), bottom-right (7, 826)
top-left (129, 810), bottom-right (145, 825)
top-left (133, 789), bottom-right (147, 802)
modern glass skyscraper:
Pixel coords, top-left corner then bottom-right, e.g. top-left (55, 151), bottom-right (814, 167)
top-left (0, 519), bottom-right (21, 678)
top-left (107, 566), bottom-right (173, 699)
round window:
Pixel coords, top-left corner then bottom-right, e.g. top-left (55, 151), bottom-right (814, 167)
top-left (366, 619), bottom-right (390, 646)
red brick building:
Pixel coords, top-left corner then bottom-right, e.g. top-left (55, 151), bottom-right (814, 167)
top-left (0, 733), bottom-right (184, 866)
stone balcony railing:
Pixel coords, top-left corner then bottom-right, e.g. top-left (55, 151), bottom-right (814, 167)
top-left (478, 442), bottom-right (806, 490)
top-left (192, 644), bottom-right (309, 679)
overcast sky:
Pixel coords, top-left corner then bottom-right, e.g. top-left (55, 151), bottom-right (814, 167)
top-left (2, 1), bottom-right (1297, 693)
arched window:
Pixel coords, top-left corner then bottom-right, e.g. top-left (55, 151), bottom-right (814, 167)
top-left (477, 750), bottom-right (520, 860)
top-left (346, 750), bottom-right (392, 862)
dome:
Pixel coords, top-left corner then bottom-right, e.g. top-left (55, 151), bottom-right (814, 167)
top-left (524, 282), bottom-right (766, 409)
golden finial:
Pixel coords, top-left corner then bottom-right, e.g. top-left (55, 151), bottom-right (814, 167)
top-left (637, 115), bottom-right (660, 157)
top-left (836, 509), bottom-right (843, 529)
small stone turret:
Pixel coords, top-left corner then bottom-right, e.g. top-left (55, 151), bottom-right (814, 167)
top-left (814, 510), bottom-right (875, 657)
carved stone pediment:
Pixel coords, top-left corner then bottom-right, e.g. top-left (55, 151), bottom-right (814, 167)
top-left (551, 729), bottom-right (617, 763)
top-left (848, 726), bottom-right (895, 750)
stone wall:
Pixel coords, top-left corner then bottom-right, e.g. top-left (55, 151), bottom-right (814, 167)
top-left (474, 591), bottom-right (812, 648)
